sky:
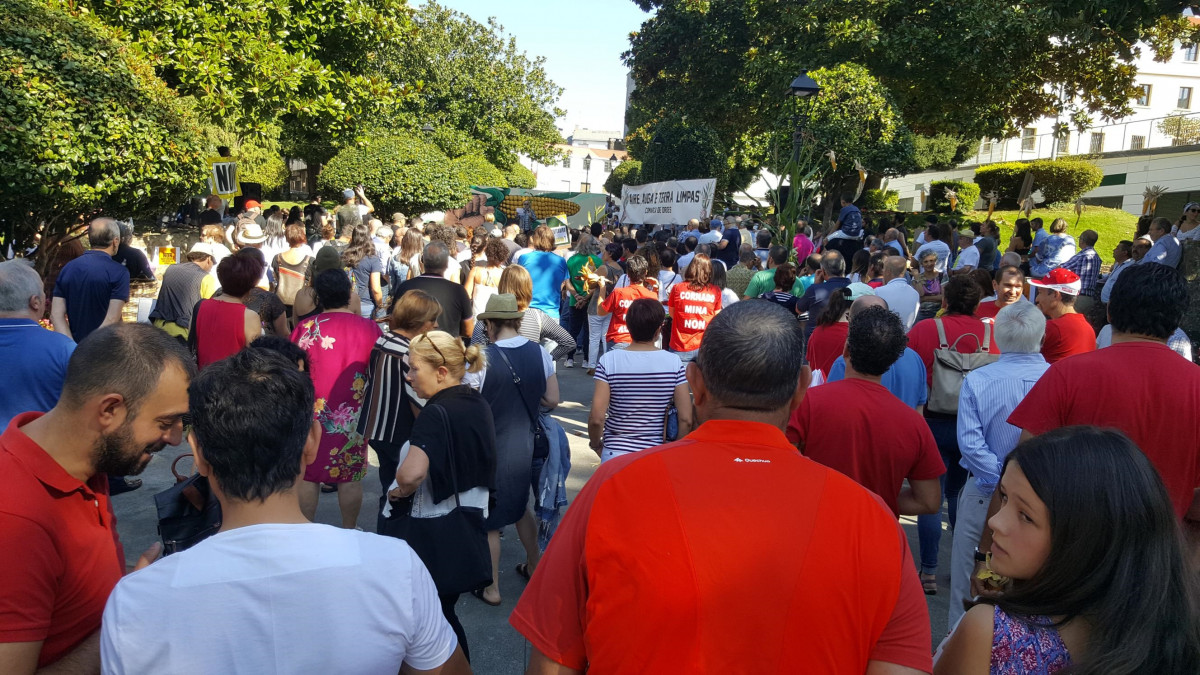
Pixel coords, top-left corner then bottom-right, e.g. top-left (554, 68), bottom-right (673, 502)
top-left (433, 0), bottom-right (652, 137)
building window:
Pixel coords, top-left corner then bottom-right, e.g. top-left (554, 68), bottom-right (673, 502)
top-left (1185, 43), bottom-right (1199, 62)
top-left (1136, 84), bottom-right (1152, 106)
top-left (1057, 135), bottom-right (1070, 155)
top-left (1130, 135), bottom-right (1146, 151)
top-left (1021, 127), bottom-right (1036, 151)
top-left (1089, 132), bottom-right (1105, 154)
top-left (898, 197), bottom-right (914, 212)
top-left (1180, 86), bottom-right (1193, 110)
top-left (980, 139), bottom-right (993, 154)
top-left (562, 157), bottom-right (571, 169)
top-left (604, 160), bottom-right (613, 172)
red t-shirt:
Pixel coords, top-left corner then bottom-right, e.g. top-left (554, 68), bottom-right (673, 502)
top-left (195, 299), bottom-right (249, 369)
top-left (1040, 312), bottom-right (1095, 363)
top-left (510, 420), bottom-right (933, 673)
top-left (0, 412), bottom-right (125, 668)
top-left (907, 314), bottom-right (1000, 387)
top-left (601, 285), bottom-right (657, 344)
top-left (974, 300), bottom-right (1003, 323)
top-left (787, 379), bottom-right (945, 516)
top-left (806, 321), bottom-right (849, 377)
top-left (667, 283), bottom-right (722, 352)
top-left (1008, 342), bottom-right (1200, 518)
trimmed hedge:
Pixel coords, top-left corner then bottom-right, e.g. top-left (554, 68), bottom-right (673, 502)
top-left (318, 136), bottom-right (469, 215)
top-left (929, 180), bottom-right (980, 215)
top-left (451, 155), bottom-right (507, 188)
top-left (974, 158), bottom-right (1103, 206)
top-left (503, 162), bottom-right (537, 189)
top-left (862, 188), bottom-right (899, 211)
top-left (604, 159), bottom-right (642, 195)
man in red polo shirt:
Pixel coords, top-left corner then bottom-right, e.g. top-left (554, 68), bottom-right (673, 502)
top-left (511, 301), bottom-right (932, 674)
top-left (0, 324), bottom-right (193, 673)
top-left (974, 264), bottom-right (1026, 323)
top-left (1030, 267), bottom-right (1095, 363)
top-left (788, 304), bottom-right (944, 517)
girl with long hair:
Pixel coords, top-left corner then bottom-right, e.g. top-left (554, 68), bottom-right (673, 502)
top-left (666, 254), bottom-right (721, 363)
top-left (342, 223), bottom-right (383, 319)
top-left (936, 426), bottom-right (1200, 674)
top-left (805, 285), bottom-right (853, 377)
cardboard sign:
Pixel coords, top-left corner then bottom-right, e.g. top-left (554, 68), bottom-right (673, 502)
top-left (552, 226), bottom-right (569, 248)
top-left (207, 157), bottom-right (241, 199)
top-left (157, 247), bottom-right (177, 266)
top-left (620, 178), bottom-right (715, 225)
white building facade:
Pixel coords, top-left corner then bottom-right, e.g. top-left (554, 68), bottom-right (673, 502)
top-left (521, 140), bottom-right (628, 194)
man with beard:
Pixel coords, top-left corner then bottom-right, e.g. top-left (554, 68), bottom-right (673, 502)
top-left (0, 323), bottom-right (193, 673)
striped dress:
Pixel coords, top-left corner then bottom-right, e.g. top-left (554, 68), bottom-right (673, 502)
top-left (595, 349), bottom-right (686, 461)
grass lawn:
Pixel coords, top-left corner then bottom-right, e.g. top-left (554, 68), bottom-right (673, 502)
top-left (903, 206), bottom-right (1139, 264)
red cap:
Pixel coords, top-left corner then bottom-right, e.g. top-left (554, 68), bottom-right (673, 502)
top-left (244, 199), bottom-right (261, 210)
top-left (1029, 267), bottom-right (1081, 295)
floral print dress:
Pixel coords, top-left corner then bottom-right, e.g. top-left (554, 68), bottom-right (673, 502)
top-left (290, 311), bottom-right (382, 483)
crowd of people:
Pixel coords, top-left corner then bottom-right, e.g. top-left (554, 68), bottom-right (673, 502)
top-left (2, 187), bottom-right (1200, 674)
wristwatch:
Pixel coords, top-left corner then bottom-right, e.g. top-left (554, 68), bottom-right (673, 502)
top-left (974, 547), bottom-right (989, 563)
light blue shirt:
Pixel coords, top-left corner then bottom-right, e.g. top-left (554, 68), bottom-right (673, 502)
top-left (1142, 235), bottom-right (1181, 268)
top-left (1099, 258), bottom-right (1132, 303)
top-left (1030, 227), bottom-right (1048, 254)
top-left (827, 347), bottom-right (927, 409)
top-left (957, 352), bottom-right (1051, 494)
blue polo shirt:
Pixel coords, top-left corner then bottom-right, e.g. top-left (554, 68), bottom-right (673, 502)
top-left (0, 319), bottom-right (76, 429)
top-left (52, 250), bottom-right (130, 342)
top-left (826, 347), bottom-right (928, 409)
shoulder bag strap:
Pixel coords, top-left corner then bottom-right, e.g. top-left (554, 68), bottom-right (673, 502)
top-left (431, 404), bottom-right (462, 509)
top-left (491, 345), bottom-right (540, 431)
top-left (934, 317), bottom-right (949, 349)
top-left (982, 320), bottom-right (992, 354)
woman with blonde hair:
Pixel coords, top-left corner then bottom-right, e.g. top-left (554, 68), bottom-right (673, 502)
top-left (360, 290), bottom-right (442, 494)
top-left (1030, 218), bottom-right (1077, 278)
top-left (386, 330), bottom-right (496, 660)
top-left (516, 225), bottom-right (569, 320)
top-left (387, 227), bottom-right (425, 290)
top-left (470, 265), bottom-right (575, 361)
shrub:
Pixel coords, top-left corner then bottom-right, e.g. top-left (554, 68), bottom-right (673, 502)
top-left (861, 189), bottom-right (899, 211)
top-left (929, 180), bottom-right (980, 215)
top-left (1029, 158), bottom-right (1103, 203)
top-left (974, 158), bottom-right (1103, 206)
top-left (973, 162), bottom-right (1028, 207)
top-left (450, 155), bottom-right (507, 188)
top-left (318, 136), bottom-right (469, 215)
top-left (604, 159), bottom-right (642, 195)
top-left (503, 162), bottom-right (537, 189)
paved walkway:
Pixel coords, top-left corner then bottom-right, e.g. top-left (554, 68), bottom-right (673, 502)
top-left (112, 363), bottom-right (955, 673)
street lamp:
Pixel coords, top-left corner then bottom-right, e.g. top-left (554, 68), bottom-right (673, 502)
top-left (583, 155), bottom-right (592, 193)
top-left (786, 70), bottom-right (821, 229)
top-left (789, 70), bottom-right (821, 99)
top-left (421, 123), bottom-right (435, 135)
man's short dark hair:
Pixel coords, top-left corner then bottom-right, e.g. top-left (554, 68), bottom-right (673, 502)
top-left (840, 193), bottom-right (854, 204)
top-left (62, 323), bottom-right (196, 416)
top-left (1109, 263), bottom-right (1188, 339)
top-left (846, 306), bottom-right (907, 377)
top-left (421, 241), bottom-right (450, 275)
top-left (604, 242), bottom-right (623, 260)
top-left (634, 229), bottom-right (648, 245)
top-left (200, 209), bottom-right (223, 225)
top-left (683, 237), bottom-right (699, 253)
top-left (1115, 240), bottom-right (1133, 256)
top-left (924, 214), bottom-right (939, 225)
top-left (189, 348), bottom-right (315, 502)
top-left (626, 298), bottom-right (664, 342)
top-left (756, 230), bottom-right (772, 248)
top-left (943, 277), bottom-right (982, 315)
top-left (768, 245), bottom-right (788, 266)
top-left (697, 301), bottom-right (804, 411)
top-left (250, 335), bottom-right (309, 371)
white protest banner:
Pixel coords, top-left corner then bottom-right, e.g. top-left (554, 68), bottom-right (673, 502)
top-left (620, 178), bottom-right (715, 225)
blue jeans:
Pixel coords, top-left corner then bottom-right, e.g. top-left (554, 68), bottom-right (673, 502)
top-left (917, 414), bottom-right (967, 574)
top-left (674, 349), bottom-right (699, 363)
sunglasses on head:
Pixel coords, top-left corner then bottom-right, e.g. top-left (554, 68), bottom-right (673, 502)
top-left (418, 333), bottom-right (447, 367)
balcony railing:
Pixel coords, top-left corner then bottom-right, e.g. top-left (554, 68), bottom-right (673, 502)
top-left (971, 109), bottom-right (1200, 166)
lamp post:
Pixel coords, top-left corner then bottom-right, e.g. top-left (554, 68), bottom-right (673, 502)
top-left (421, 123), bottom-right (435, 135)
top-left (785, 70), bottom-right (821, 243)
top-left (582, 155), bottom-right (592, 193)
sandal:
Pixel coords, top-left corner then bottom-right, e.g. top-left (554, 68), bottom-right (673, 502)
top-left (921, 573), bottom-right (938, 595)
top-left (515, 563), bottom-right (532, 581)
top-left (470, 588), bottom-right (501, 607)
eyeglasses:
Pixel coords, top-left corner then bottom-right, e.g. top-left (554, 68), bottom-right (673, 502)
top-left (418, 333), bottom-right (447, 367)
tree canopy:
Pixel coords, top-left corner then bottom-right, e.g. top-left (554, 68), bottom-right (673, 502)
top-left (317, 135), bottom-right (469, 215)
top-left (1, 0), bottom-right (207, 254)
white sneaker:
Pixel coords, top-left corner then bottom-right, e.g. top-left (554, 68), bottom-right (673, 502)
top-left (564, 359), bottom-right (574, 368)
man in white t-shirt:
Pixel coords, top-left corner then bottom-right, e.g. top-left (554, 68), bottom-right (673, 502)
top-left (951, 230), bottom-right (980, 272)
top-left (699, 219), bottom-right (723, 245)
top-left (100, 349), bottom-right (467, 675)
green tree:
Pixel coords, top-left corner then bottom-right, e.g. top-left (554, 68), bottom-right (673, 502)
top-left (318, 135), bottom-right (469, 215)
top-left (451, 155), bottom-right (508, 188)
top-left (914, 135), bottom-right (980, 172)
top-left (624, 0), bottom-right (1196, 148)
top-left (501, 162), bottom-right (538, 189)
top-left (0, 0), bottom-right (206, 267)
top-left (79, 0), bottom-right (416, 178)
top-left (604, 160), bottom-right (642, 195)
top-left (635, 115), bottom-right (725, 188)
top-left (381, 2), bottom-right (565, 169)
